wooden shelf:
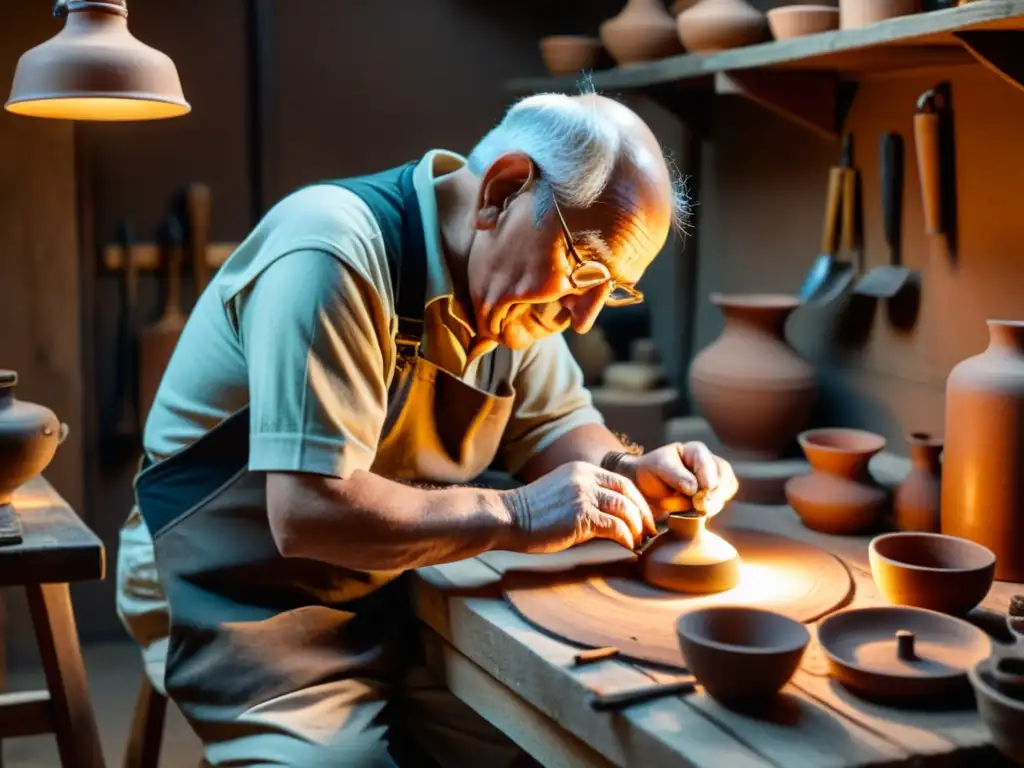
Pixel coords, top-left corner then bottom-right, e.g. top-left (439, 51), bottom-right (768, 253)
top-left (505, 1), bottom-right (1024, 138)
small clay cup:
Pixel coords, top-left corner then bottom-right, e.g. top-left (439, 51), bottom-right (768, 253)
top-left (786, 428), bottom-right (889, 534)
top-left (869, 532), bottom-right (995, 616)
top-left (969, 658), bottom-right (1024, 763)
top-left (538, 36), bottom-right (602, 76)
top-left (676, 606), bottom-right (809, 703)
top-left (766, 5), bottom-right (839, 39)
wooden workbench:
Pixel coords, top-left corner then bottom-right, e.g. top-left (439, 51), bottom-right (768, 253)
top-left (412, 498), bottom-right (1020, 767)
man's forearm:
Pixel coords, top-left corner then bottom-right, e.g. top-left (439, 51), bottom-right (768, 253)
top-left (267, 470), bottom-right (517, 572)
top-left (517, 422), bottom-right (638, 483)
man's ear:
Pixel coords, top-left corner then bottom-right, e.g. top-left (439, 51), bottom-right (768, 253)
top-left (475, 152), bottom-right (536, 231)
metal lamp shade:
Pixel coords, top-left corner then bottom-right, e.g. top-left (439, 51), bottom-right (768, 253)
top-left (5, 1), bottom-right (190, 121)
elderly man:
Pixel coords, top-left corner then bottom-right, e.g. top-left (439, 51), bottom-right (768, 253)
top-left (117, 89), bottom-right (738, 767)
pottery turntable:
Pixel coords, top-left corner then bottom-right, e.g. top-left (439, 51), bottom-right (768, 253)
top-left (494, 510), bottom-right (854, 670)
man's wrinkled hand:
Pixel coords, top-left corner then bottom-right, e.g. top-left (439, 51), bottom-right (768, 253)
top-left (615, 442), bottom-right (739, 520)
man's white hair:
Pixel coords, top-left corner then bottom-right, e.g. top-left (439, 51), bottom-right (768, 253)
top-left (467, 81), bottom-right (691, 236)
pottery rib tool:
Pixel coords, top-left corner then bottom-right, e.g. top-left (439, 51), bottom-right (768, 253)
top-left (138, 214), bottom-right (187, 431)
top-left (589, 679), bottom-right (697, 711)
top-left (854, 132), bottom-right (917, 298)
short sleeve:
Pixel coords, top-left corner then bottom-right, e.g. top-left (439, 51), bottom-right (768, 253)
top-left (237, 249), bottom-right (391, 478)
top-left (500, 333), bottom-right (605, 476)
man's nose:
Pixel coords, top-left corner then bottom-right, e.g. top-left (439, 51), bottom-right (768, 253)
top-left (563, 284), bottom-right (611, 334)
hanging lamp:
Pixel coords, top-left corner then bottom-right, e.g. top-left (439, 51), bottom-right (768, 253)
top-left (5, 0), bottom-right (190, 121)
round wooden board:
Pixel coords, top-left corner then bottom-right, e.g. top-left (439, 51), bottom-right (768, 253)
top-left (502, 527), bottom-right (854, 670)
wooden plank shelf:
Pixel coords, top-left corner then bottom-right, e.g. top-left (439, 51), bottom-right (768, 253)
top-left (505, 1), bottom-right (1024, 139)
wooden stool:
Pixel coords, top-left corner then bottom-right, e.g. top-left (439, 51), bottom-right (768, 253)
top-left (123, 675), bottom-right (166, 768)
top-left (0, 480), bottom-right (107, 767)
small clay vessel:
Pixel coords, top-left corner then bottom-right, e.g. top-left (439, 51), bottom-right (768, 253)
top-left (538, 36), bottom-right (602, 76)
top-left (894, 432), bottom-right (942, 533)
top-left (786, 428), bottom-right (889, 534)
top-left (969, 656), bottom-right (1024, 763)
top-left (600, 0), bottom-right (684, 65)
top-left (641, 512), bottom-right (740, 593)
top-left (942, 320), bottom-right (1024, 582)
top-left (0, 370), bottom-right (68, 514)
top-left (688, 293), bottom-right (817, 460)
top-left (1009, 595), bottom-right (1024, 642)
top-left (675, 606), bottom-right (809, 703)
top-left (818, 606), bottom-right (992, 701)
top-left (676, 0), bottom-right (769, 52)
top-left (868, 532), bottom-right (995, 616)
top-left (766, 5), bottom-right (840, 39)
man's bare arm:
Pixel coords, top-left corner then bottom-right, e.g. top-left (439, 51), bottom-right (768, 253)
top-left (516, 422), bottom-right (638, 484)
top-left (266, 471), bottom-right (517, 572)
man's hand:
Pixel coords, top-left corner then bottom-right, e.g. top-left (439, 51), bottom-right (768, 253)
top-left (502, 462), bottom-right (658, 553)
top-left (609, 442), bottom-right (739, 521)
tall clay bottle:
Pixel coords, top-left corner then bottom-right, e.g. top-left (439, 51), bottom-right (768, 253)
top-left (941, 320), bottom-right (1024, 582)
top-left (894, 432), bottom-right (942, 533)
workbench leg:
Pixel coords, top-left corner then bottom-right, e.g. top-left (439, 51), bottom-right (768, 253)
top-left (123, 675), bottom-right (166, 768)
top-left (26, 583), bottom-right (106, 768)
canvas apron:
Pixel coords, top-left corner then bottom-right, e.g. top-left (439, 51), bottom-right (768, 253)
top-left (133, 164), bottom-right (515, 764)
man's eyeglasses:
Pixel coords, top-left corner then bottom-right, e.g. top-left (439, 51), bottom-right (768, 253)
top-left (550, 196), bottom-right (644, 308)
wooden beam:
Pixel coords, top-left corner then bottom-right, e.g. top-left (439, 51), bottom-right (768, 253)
top-left (954, 29), bottom-right (1024, 94)
top-left (714, 70), bottom-right (849, 141)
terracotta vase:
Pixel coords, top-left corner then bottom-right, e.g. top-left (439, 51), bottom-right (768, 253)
top-left (942, 321), bottom-right (1024, 583)
top-left (893, 432), bottom-right (942, 533)
top-left (677, 0), bottom-right (769, 53)
top-left (600, 0), bottom-right (684, 65)
top-left (0, 370), bottom-right (68, 510)
top-left (640, 512), bottom-right (740, 593)
top-left (688, 293), bottom-right (817, 460)
top-left (538, 36), bottom-right (602, 76)
top-left (785, 428), bottom-right (889, 534)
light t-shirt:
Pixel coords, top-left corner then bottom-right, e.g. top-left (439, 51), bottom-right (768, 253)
top-left (142, 149), bottom-right (604, 479)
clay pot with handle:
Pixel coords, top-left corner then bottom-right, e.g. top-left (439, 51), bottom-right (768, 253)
top-left (0, 370), bottom-right (69, 511)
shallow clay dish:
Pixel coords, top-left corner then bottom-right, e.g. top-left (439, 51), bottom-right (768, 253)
top-left (969, 658), bottom-right (1024, 763)
top-left (817, 606), bottom-right (992, 701)
top-left (869, 532), bottom-right (995, 616)
top-left (676, 606), bottom-right (809, 703)
top-left (538, 36), bottom-right (602, 76)
top-left (766, 5), bottom-right (840, 38)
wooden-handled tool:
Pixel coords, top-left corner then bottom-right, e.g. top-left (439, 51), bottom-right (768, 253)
top-left (799, 156), bottom-right (850, 302)
top-left (137, 215), bottom-right (188, 431)
top-left (589, 679), bottom-right (697, 711)
top-left (109, 218), bottom-right (140, 444)
top-left (914, 86), bottom-right (945, 236)
top-left (185, 183), bottom-right (212, 297)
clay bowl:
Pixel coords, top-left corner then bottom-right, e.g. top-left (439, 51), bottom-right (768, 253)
top-left (969, 658), bottom-right (1024, 763)
top-left (817, 606), bottom-right (992, 702)
top-left (869, 532), bottom-right (995, 616)
top-left (539, 36), bottom-right (602, 76)
top-left (767, 5), bottom-right (840, 39)
top-left (675, 606), bottom-right (810, 704)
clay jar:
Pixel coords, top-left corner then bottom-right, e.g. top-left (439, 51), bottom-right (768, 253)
top-left (641, 512), bottom-right (740, 593)
top-left (868, 532), bottom-right (995, 616)
top-left (600, 0), bottom-right (683, 65)
top-left (893, 432), bottom-right (942, 533)
top-left (942, 320), bottom-right (1024, 582)
top-left (0, 370), bottom-right (67, 509)
top-left (688, 293), bottom-right (817, 460)
top-left (677, 0), bottom-right (769, 52)
top-left (538, 36), bottom-right (602, 76)
top-left (786, 428), bottom-right (888, 534)
top-left (676, 606), bottom-right (810, 703)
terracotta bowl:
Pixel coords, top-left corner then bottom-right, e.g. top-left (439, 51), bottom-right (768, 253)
top-left (869, 532), bottom-right (995, 616)
top-left (969, 658), bottom-right (1024, 763)
top-left (539, 36), bottom-right (602, 76)
top-left (767, 5), bottom-right (840, 39)
top-left (676, 606), bottom-right (810, 703)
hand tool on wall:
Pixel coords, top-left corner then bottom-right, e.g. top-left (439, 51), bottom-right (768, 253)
top-left (108, 218), bottom-right (140, 445)
top-left (806, 134), bottom-right (862, 306)
top-left (798, 156), bottom-right (846, 302)
top-left (137, 214), bottom-right (187, 432)
top-left (914, 82), bottom-right (957, 254)
top-left (185, 182), bottom-right (212, 298)
top-left (854, 132), bottom-right (916, 298)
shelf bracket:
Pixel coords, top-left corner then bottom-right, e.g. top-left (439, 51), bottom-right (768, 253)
top-left (953, 30), bottom-right (1024, 95)
top-left (714, 70), bottom-right (856, 141)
